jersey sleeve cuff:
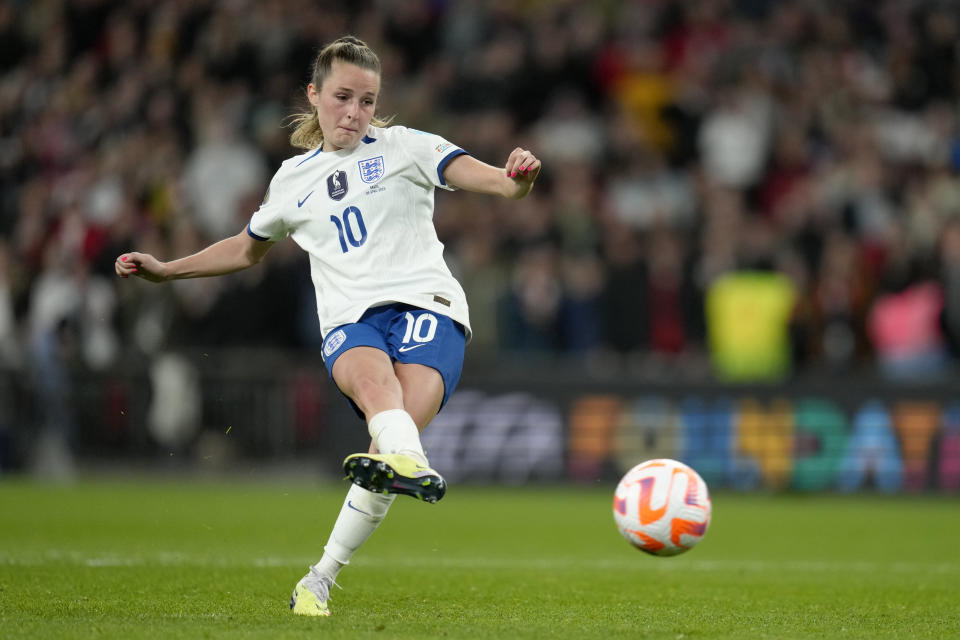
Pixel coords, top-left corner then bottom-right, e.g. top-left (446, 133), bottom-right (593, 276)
top-left (437, 149), bottom-right (469, 186)
top-left (246, 223), bottom-right (270, 242)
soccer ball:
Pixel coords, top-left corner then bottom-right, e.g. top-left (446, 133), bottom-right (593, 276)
top-left (613, 459), bottom-right (711, 556)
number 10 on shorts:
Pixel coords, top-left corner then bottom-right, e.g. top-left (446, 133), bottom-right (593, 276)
top-left (403, 311), bottom-right (437, 344)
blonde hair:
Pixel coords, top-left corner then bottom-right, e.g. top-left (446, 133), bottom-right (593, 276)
top-left (289, 35), bottom-right (393, 150)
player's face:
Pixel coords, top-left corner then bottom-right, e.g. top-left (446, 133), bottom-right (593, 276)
top-left (308, 61), bottom-right (380, 152)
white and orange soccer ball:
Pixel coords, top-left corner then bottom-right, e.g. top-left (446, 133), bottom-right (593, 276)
top-left (613, 459), bottom-right (712, 556)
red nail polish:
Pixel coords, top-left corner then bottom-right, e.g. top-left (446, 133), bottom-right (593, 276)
top-left (520, 166), bottom-right (526, 172)
top-left (121, 256), bottom-right (128, 262)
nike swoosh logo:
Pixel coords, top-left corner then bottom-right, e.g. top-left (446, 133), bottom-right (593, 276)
top-left (298, 191), bottom-right (314, 207)
top-left (346, 500), bottom-right (370, 515)
top-left (398, 344), bottom-right (426, 353)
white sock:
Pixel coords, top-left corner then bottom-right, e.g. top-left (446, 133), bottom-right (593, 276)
top-left (314, 484), bottom-right (396, 580)
top-left (368, 409), bottom-right (428, 465)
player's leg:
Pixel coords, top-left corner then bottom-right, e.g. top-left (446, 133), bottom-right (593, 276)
top-left (340, 307), bottom-right (463, 502)
top-left (344, 305), bottom-right (466, 502)
top-left (293, 324), bottom-right (408, 616)
top-left (328, 306), bottom-right (464, 469)
top-left (291, 478), bottom-right (396, 616)
top-left (332, 345), bottom-right (432, 466)
top-left (341, 359), bottom-right (448, 500)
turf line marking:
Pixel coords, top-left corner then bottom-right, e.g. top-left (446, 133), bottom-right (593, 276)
top-left (1, 550), bottom-right (957, 575)
top-left (352, 557), bottom-right (960, 574)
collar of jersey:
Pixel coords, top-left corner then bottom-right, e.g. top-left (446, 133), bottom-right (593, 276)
top-left (321, 134), bottom-right (377, 151)
top-left (298, 135), bottom-right (377, 166)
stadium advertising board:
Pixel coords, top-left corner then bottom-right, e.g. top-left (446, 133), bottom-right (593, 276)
top-left (426, 385), bottom-right (960, 493)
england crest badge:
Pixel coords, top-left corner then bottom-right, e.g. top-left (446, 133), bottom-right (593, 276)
top-left (358, 156), bottom-right (385, 184)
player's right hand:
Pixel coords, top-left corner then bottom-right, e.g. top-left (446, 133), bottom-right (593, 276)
top-left (115, 252), bottom-right (167, 282)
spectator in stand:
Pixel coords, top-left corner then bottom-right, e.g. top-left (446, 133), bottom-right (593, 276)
top-left (940, 220), bottom-right (960, 360)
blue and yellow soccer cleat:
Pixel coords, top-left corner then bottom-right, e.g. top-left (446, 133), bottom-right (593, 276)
top-left (290, 572), bottom-right (334, 617)
top-left (343, 453), bottom-right (447, 503)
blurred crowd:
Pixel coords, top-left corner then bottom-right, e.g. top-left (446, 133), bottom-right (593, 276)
top-left (3, 0), bottom-right (960, 384)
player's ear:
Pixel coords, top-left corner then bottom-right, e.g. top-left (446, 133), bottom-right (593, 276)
top-left (307, 83), bottom-right (321, 108)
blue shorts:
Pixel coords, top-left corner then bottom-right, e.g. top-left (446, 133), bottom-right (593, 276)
top-left (321, 303), bottom-right (467, 417)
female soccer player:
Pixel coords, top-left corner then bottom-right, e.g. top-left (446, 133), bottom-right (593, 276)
top-left (115, 36), bottom-right (541, 616)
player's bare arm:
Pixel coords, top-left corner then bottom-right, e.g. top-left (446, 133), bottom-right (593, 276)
top-left (443, 147), bottom-right (541, 200)
top-left (115, 230), bottom-right (275, 282)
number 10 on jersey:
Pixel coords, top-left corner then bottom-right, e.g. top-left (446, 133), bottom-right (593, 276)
top-left (330, 206), bottom-right (368, 252)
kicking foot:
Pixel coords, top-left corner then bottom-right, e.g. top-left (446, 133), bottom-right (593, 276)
top-left (343, 453), bottom-right (447, 503)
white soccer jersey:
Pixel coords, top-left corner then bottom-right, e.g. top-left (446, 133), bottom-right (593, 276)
top-left (247, 125), bottom-right (472, 340)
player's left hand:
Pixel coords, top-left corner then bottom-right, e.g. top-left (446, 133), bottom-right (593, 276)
top-left (505, 147), bottom-right (541, 185)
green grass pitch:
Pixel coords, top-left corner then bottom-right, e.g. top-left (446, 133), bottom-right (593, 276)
top-left (1, 478), bottom-right (958, 639)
